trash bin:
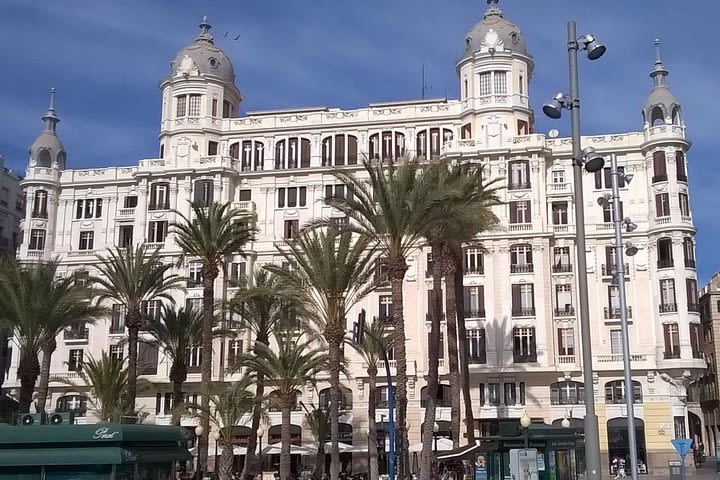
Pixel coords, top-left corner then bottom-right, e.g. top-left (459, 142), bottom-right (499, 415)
top-left (668, 460), bottom-right (682, 480)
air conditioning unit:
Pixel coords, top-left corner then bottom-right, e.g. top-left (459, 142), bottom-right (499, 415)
top-left (18, 413), bottom-right (46, 426)
top-left (49, 412), bottom-right (75, 425)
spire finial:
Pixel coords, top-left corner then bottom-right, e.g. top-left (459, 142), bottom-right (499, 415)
top-left (485, 0), bottom-right (502, 17)
top-left (42, 88), bottom-right (59, 132)
top-left (48, 88), bottom-right (56, 112)
top-left (654, 38), bottom-right (663, 66)
top-left (199, 16), bottom-right (211, 36)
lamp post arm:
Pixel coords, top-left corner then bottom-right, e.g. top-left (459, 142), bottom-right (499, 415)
top-left (611, 153), bottom-right (639, 480)
top-left (567, 19), bottom-right (602, 480)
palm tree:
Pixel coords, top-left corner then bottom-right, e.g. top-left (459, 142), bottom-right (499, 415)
top-left (66, 351), bottom-right (129, 421)
top-left (235, 332), bottom-right (327, 480)
top-left (301, 402), bottom-right (331, 480)
top-left (308, 159), bottom-right (430, 479)
top-left (227, 270), bottom-right (298, 480)
top-left (350, 319), bottom-right (393, 480)
top-left (187, 380), bottom-right (259, 480)
top-left (417, 161), bottom-right (501, 474)
top-left (92, 245), bottom-right (184, 414)
top-left (141, 305), bottom-right (203, 424)
top-left (35, 266), bottom-right (108, 414)
top-left (266, 228), bottom-right (376, 480)
top-left (171, 201), bottom-right (257, 471)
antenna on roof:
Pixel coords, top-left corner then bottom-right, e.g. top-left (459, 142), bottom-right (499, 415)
top-left (421, 65), bottom-right (432, 99)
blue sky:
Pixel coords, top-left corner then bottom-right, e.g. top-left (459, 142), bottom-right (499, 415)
top-left (1, 0), bottom-right (719, 282)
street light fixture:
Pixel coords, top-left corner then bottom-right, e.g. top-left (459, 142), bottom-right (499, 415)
top-left (433, 421), bottom-right (440, 473)
top-left (624, 241), bottom-right (639, 257)
top-left (195, 425), bottom-right (204, 475)
top-left (520, 411), bottom-right (531, 448)
top-left (257, 425), bottom-right (266, 474)
top-left (543, 21), bottom-right (607, 480)
top-left (213, 431), bottom-right (221, 473)
top-left (561, 414), bottom-right (571, 429)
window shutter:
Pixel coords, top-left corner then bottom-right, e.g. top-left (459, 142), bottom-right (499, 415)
top-left (527, 248), bottom-right (533, 265)
top-left (594, 170), bottom-right (602, 189)
top-left (511, 285), bottom-right (521, 311)
top-left (277, 188), bottom-right (285, 208)
top-left (464, 286), bottom-right (471, 312)
top-left (299, 187), bottom-right (307, 206)
top-left (510, 203), bottom-right (518, 223)
top-left (478, 286), bottom-right (485, 310)
top-left (529, 327), bottom-right (537, 361)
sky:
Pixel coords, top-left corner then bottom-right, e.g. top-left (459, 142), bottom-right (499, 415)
top-left (1, 0), bottom-right (719, 282)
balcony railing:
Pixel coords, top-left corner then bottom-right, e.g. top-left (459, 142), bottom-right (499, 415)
top-left (513, 352), bottom-right (537, 363)
top-left (659, 303), bottom-right (678, 313)
top-left (688, 303), bottom-right (701, 313)
top-left (512, 307), bottom-right (535, 317)
top-left (685, 259), bottom-right (696, 268)
top-left (508, 182), bottom-right (531, 191)
top-left (652, 174), bottom-right (668, 183)
top-left (510, 263), bottom-right (533, 274)
top-left (663, 350), bottom-right (681, 360)
top-left (464, 309), bottom-right (486, 319)
top-left (148, 203), bottom-right (170, 211)
top-left (63, 328), bottom-right (89, 341)
top-left (597, 354), bottom-right (647, 363)
top-left (657, 259), bottom-right (674, 269)
top-left (604, 306), bottom-right (633, 319)
top-left (552, 263), bottom-right (573, 273)
top-left (508, 223), bottom-right (533, 232)
top-left (117, 208), bottom-right (135, 217)
top-left (31, 210), bottom-right (48, 219)
top-left (464, 267), bottom-right (484, 275)
top-left (554, 306), bottom-right (575, 317)
top-left (219, 320), bottom-right (244, 331)
top-left (558, 355), bottom-right (576, 365)
top-left (601, 264), bottom-right (629, 276)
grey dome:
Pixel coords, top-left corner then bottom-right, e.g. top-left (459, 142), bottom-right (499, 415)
top-left (462, 0), bottom-right (527, 59)
top-left (29, 89), bottom-right (66, 169)
top-left (643, 40), bottom-right (682, 126)
top-left (169, 17), bottom-right (235, 85)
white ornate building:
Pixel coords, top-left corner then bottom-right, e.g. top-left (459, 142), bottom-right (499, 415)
top-left (3, 1), bottom-right (706, 474)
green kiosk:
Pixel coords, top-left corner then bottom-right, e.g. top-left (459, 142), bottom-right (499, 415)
top-left (0, 421), bottom-right (192, 480)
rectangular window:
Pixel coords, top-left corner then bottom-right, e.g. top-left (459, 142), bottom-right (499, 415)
top-left (176, 96), bottom-right (187, 117)
top-left (513, 327), bottom-right (536, 363)
top-left (188, 94), bottom-right (201, 117)
top-left (488, 383), bottom-right (501, 406)
top-left (552, 202), bottom-right (568, 225)
top-left (510, 245), bottom-right (533, 271)
top-left (463, 285), bottom-right (485, 319)
top-left (138, 343), bottom-right (159, 375)
top-left (504, 382), bottom-right (516, 406)
top-left (427, 332), bottom-right (445, 360)
top-left (509, 162), bottom-right (530, 189)
top-left (194, 179), bottom-right (214, 206)
top-left (284, 220), bottom-right (299, 239)
top-left (211, 98), bottom-right (218, 117)
top-left (238, 189), bottom-right (252, 202)
top-left (610, 329), bottom-right (622, 355)
top-left (656, 193), bottom-right (670, 217)
top-left (509, 201), bottom-right (531, 224)
top-left (463, 248), bottom-right (484, 274)
top-left (227, 339), bottom-right (243, 364)
top-left (553, 247), bottom-right (571, 272)
top-left (148, 221), bottom-right (168, 243)
top-left (555, 284), bottom-right (572, 312)
top-left (479, 72), bottom-right (492, 96)
top-left (663, 324), bottom-right (681, 358)
top-left (143, 300), bottom-right (162, 322)
top-left (466, 329), bottom-right (486, 363)
top-left (660, 279), bottom-right (677, 309)
top-left (124, 196), bottom-right (138, 208)
top-left (378, 295), bottom-right (393, 321)
top-left (678, 193), bottom-right (690, 216)
top-left (687, 279), bottom-right (699, 309)
top-left (111, 304), bottom-right (125, 334)
top-left (29, 229), bottom-right (46, 250)
top-left (608, 285), bottom-right (620, 314)
top-left (149, 183), bottom-right (170, 210)
top-left (519, 382), bottom-right (526, 405)
top-left (118, 225), bottom-right (133, 248)
top-left (68, 349), bottom-right (84, 371)
top-left (479, 383), bottom-right (485, 406)
top-left (109, 345), bottom-right (124, 360)
top-left (78, 231), bottom-right (94, 251)
top-left (188, 261), bottom-right (203, 287)
top-left (602, 201), bottom-right (624, 223)
top-left (558, 328), bottom-right (575, 356)
top-left (207, 141), bottom-right (218, 156)
top-left (229, 261), bottom-right (246, 284)
top-left (511, 284), bottom-right (535, 316)
top-left (552, 170), bottom-right (565, 184)
top-left (494, 71), bottom-right (507, 94)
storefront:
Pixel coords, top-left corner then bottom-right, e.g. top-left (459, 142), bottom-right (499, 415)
top-left (0, 422), bottom-right (191, 480)
top-left (438, 421), bottom-right (585, 480)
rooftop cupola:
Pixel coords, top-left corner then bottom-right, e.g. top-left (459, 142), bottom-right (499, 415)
top-left (643, 39), bottom-right (682, 127)
top-left (28, 88), bottom-right (66, 169)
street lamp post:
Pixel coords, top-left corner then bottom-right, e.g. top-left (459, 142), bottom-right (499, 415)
top-left (543, 21), bottom-right (607, 480)
top-left (433, 422), bottom-right (440, 479)
top-left (213, 431), bottom-right (221, 474)
top-left (258, 425), bottom-right (266, 476)
top-left (520, 411), bottom-right (531, 449)
top-left (195, 425), bottom-right (204, 477)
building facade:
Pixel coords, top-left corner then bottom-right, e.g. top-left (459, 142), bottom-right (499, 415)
top-left (3, 1), bottom-right (706, 473)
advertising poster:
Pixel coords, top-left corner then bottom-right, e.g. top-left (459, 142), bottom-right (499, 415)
top-left (475, 454), bottom-right (488, 480)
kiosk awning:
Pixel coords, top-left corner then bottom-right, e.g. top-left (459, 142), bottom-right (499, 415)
top-left (0, 446), bottom-right (191, 466)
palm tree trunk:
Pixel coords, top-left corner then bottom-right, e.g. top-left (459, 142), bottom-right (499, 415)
top-left (313, 446), bottom-right (325, 480)
top-left (388, 257), bottom-right (410, 480)
top-left (0, 328), bottom-right (10, 391)
top-left (219, 441), bottom-right (235, 480)
top-left (367, 368), bottom-right (379, 480)
top-left (198, 266), bottom-right (218, 474)
top-left (454, 249), bottom-right (475, 443)
top-left (328, 335), bottom-right (342, 480)
top-left (421, 242), bottom-right (443, 480)
top-left (35, 337), bottom-right (57, 414)
top-left (169, 362), bottom-right (187, 426)
top-left (124, 310), bottom-right (142, 415)
top-left (241, 373), bottom-right (265, 480)
top-left (280, 399), bottom-right (292, 480)
top-left (17, 350), bottom-right (40, 413)
top-left (442, 250), bottom-right (461, 448)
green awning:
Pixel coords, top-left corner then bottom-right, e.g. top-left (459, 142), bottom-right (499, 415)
top-left (0, 446), bottom-right (190, 466)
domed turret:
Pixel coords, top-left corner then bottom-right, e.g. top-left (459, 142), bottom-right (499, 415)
top-left (643, 39), bottom-right (682, 127)
top-left (28, 88), bottom-right (66, 170)
top-left (462, 0), bottom-right (527, 59)
top-left (168, 16), bottom-right (235, 85)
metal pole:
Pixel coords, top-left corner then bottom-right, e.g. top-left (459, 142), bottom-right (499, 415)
top-left (567, 20), bottom-right (603, 480)
top-left (259, 435), bottom-right (263, 474)
top-left (384, 350), bottom-right (396, 480)
top-left (524, 427), bottom-right (529, 449)
top-left (610, 154), bottom-right (639, 480)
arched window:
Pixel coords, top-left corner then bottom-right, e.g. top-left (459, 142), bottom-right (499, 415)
top-left (420, 384), bottom-right (452, 408)
top-left (56, 394), bottom-right (87, 417)
top-left (36, 149), bottom-right (52, 168)
top-left (650, 106), bottom-right (665, 126)
top-left (275, 138), bottom-right (311, 169)
top-left (508, 160), bottom-right (531, 190)
top-left (32, 190), bottom-right (48, 219)
top-left (675, 151), bottom-right (687, 182)
top-left (415, 128), bottom-right (453, 160)
top-left (369, 131), bottom-right (405, 162)
top-left (240, 140), bottom-right (264, 171)
top-left (322, 134), bottom-right (358, 166)
top-left (550, 381), bottom-right (585, 405)
top-left (671, 106), bottom-right (682, 125)
top-left (604, 380), bottom-right (642, 404)
top-left (57, 151), bottom-right (66, 169)
top-left (652, 151), bottom-right (667, 183)
top-left (318, 386), bottom-right (353, 410)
